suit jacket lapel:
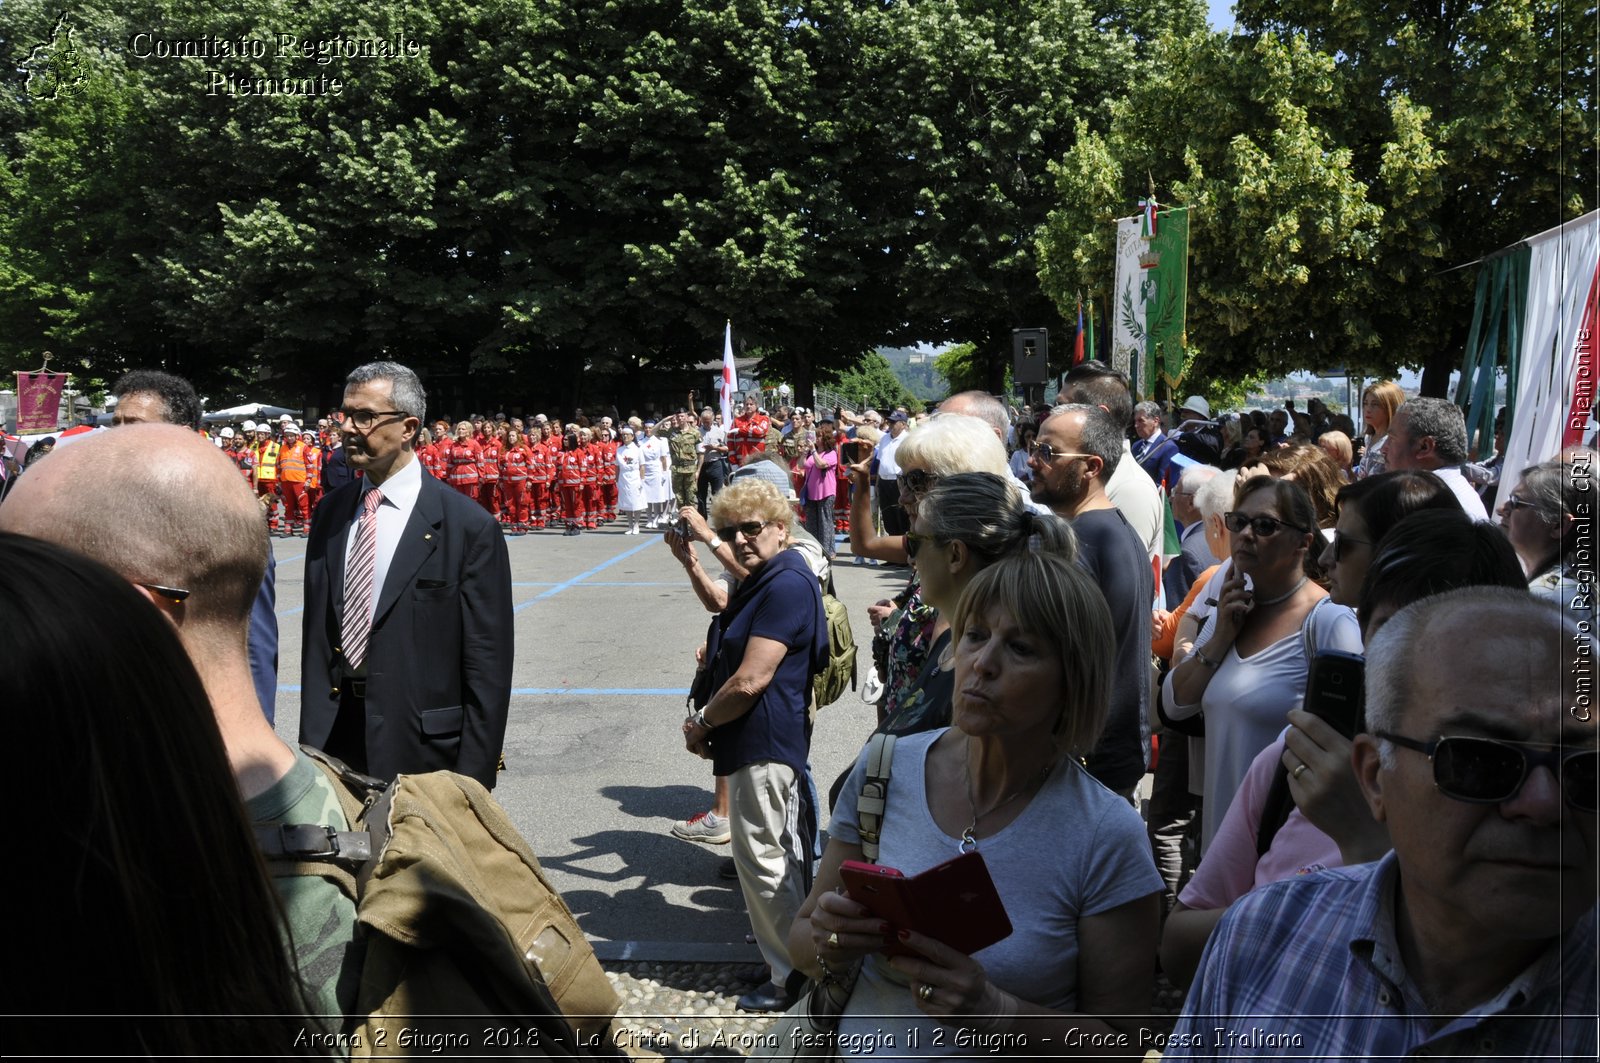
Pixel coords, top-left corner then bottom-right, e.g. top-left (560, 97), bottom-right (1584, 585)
top-left (371, 475), bottom-right (443, 628)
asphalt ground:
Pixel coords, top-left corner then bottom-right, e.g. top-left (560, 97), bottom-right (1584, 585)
top-left (268, 520), bottom-right (908, 963)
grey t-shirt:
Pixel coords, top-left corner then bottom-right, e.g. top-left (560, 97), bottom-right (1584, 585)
top-left (829, 729), bottom-right (1163, 1055)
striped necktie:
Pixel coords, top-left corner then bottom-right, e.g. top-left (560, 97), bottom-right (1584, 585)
top-left (340, 487), bottom-right (384, 670)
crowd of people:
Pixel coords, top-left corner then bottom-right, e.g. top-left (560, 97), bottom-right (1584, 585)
top-left (2, 357), bottom-right (1595, 1059)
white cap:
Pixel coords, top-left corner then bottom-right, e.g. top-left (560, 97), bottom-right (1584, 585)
top-left (1179, 395), bottom-right (1212, 419)
top-left (282, 423), bottom-right (300, 434)
top-left (219, 427), bottom-right (235, 438)
top-left (242, 420), bottom-right (257, 431)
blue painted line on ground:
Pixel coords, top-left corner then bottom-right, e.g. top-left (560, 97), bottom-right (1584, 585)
top-left (514, 538), bottom-right (660, 611)
top-left (279, 605), bottom-right (305, 618)
top-left (274, 551), bottom-right (307, 565)
top-left (276, 684), bottom-right (688, 697)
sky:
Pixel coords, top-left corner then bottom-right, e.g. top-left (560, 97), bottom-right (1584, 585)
top-left (1208, 0), bottom-right (1234, 28)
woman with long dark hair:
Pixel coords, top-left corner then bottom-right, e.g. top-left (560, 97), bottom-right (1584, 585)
top-left (3, 533), bottom-right (320, 1057)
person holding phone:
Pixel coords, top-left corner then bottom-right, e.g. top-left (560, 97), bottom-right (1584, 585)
top-left (1162, 478), bottom-right (1362, 853)
top-left (801, 418), bottom-right (840, 561)
top-left (789, 552), bottom-right (1162, 1053)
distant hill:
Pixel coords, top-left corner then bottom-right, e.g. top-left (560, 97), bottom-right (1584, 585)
top-left (876, 346), bottom-right (950, 402)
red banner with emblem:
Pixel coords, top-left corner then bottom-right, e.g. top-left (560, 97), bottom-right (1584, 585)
top-left (1563, 261), bottom-right (1600, 449)
top-left (16, 371), bottom-right (69, 432)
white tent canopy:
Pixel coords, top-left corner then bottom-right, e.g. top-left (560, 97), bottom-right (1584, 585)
top-left (202, 403), bottom-right (303, 424)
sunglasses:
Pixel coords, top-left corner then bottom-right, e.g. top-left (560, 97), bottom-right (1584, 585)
top-left (900, 469), bottom-right (938, 497)
top-left (904, 532), bottom-right (936, 558)
top-left (1224, 512), bottom-right (1310, 538)
top-left (1376, 731), bottom-right (1598, 812)
top-left (1328, 529), bottom-right (1373, 563)
top-left (1502, 494), bottom-right (1538, 512)
top-left (1026, 441), bottom-right (1093, 464)
top-left (715, 520), bottom-right (775, 543)
top-left (136, 581), bottom-right (192, 605)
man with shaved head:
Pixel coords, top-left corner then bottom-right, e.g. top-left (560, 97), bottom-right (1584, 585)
top-left (0, 425), bottom-right (361, 1021)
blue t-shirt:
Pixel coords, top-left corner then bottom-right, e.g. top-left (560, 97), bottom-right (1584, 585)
top-left (708, 549), bottom-right (824, 777)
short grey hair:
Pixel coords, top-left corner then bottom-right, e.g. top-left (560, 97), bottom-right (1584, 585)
top-left (1134, 401), bottom-right (1164, 424)
top-left (1396, 397), bottom-right (1468, 465)
top-left (1047, 403), bottom-right (1122, 480)
top-left (1192, 468), bottom-right (1237, 523)
top-left (1177, 464), bottom-right (1220, 495)
top-left (1365, 588), bottom-right (1585, 765)
top-left (940, 391), bottom-right (1011, 440)
top-left (347, 361), bottom-right (427, 423)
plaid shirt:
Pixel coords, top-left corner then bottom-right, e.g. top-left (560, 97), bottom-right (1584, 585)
top-left (1166, 853), bottom-right (1597, 1061)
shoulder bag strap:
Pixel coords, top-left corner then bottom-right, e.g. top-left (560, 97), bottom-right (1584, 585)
top-left (856, 732), bottom-right (897, 864)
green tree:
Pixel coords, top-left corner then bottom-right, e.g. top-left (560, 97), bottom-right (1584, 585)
top-left (822, 351), bottom-right (922, 412)
top-left (1037, 1), bottom-right (1594, 395)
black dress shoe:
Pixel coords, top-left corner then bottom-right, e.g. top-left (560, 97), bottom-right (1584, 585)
top-left (732, 963), bottom-right (768, 986)
top-left (736, 982), bottom-right (795, 1013)
top-left (717, 857), bottom-right (738, 881)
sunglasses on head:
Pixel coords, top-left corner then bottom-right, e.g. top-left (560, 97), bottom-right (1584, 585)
top-left (1376, 731), bottom-right (1598, 812)
top-left (715, 520), bottom-right (774, 543)
top-left (1224, 512), bottom-right (1309, 538)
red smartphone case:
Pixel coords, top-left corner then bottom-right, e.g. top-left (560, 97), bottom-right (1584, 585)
top-left (839, 851), bottom-right (1013, 958)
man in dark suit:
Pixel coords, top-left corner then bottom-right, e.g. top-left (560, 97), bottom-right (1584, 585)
top-left (300, 362), bottom-right (513, 789)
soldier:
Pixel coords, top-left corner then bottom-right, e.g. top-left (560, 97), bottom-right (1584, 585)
top-left (668, 413), bottom-right (701, 516)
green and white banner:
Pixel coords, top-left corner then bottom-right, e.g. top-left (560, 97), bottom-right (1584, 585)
top-left (1112, 204), bottom-right (1190, 397)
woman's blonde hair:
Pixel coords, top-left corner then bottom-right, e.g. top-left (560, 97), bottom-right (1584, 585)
top-left (896, 414), bottom-right (1009, 476)
top-left (948, 552), bottom-right (1115, 758)
top-left (708, 477), bottom-right (795, 538)
top-left (1363, 381), bottom-right (1405, 439)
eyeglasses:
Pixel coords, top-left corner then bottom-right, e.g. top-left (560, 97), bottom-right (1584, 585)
top-left (1502, 494), bottom-right (1539, 512)
top-left (1026, 441), bottom-right (1093, 464)
top-left (715, 520), bottom-right (775, 543)
top-left (136, 582), bottom-right (191, 606)
top-left (1376, 731), bottom-right (1598, 812)
top-left (1224, 512), bottom-right (1310, 537)
top-left (904, 532), bottom-right (937, 559)
top-left (900, 468), bottom-right (938, 498)
top-left (339, 407), bottom-right (408, 431)
top-left (1328, 529), bottom-right (1373, 563)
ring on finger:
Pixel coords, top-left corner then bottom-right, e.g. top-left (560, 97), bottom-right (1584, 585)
top-left (1292, 762), bottom-right (1309, 780)
top-left (826, 931), bottom-right (840, 950)
top-left (917, 983), bottom-right (935, 1003)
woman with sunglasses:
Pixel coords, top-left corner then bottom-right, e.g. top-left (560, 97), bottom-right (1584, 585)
top-left (1318, 470), bottom-right (1459, 606)
top-left (1163, 477), bottom-right (1362, 853)
top-left (1161, 509), bottom-right (1531, 990)
top-left (1501, 458), bottom-right (1597, 626)
top-left (683, 477), bottom-right (828, 1013)
top-left (879, 472), bottom-right (1076, 737)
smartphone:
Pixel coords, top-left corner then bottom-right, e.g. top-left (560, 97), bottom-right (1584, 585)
top-left (839, 850), bottom-right (1012, 958)
top-left (1304, 651), bottom-right (1365, 738)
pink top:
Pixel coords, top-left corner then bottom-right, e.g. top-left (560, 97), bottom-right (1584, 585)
top-left (1177, 734), bottom-right (1344, 910)
top-left (803, 447), bottom-right (838, 501)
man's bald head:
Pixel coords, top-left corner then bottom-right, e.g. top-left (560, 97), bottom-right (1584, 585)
top-left (0, 425), bottom-right (266, 629)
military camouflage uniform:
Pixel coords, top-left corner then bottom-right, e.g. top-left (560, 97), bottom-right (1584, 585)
top-left (668, 425), bottom-right (702, 508)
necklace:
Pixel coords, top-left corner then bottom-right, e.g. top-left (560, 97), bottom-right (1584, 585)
top-left (959, 742), bottom-right (1054, 853)
top-left (1255, 575), bottom-right (1309, 607)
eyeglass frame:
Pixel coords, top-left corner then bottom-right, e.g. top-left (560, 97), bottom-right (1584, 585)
top-left (136, 581), bottom-right (192, 605)
top-left (714, 519), bottom-right (779, 544)
top-left (1375, 729), bottom-right (1598, 811)
top-left (338, 406), bottom-right (410, 432)
top-left (1328, 529), bottom-right (1373, 563)
top-left (1224, 511), bottom-right (1311, 538)
top-left (1026, 440), bottom-right (1095, 464)
top-left (899, 468), bottom-right (939, 499)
